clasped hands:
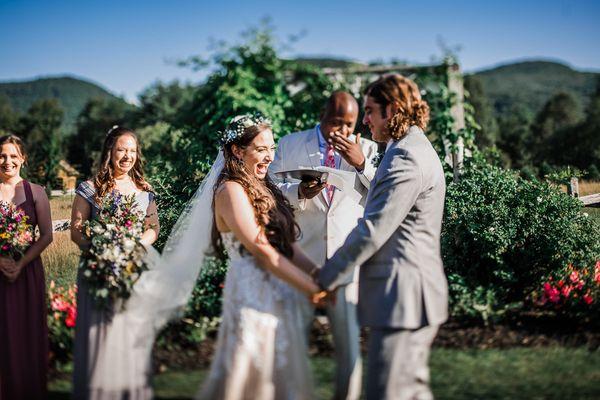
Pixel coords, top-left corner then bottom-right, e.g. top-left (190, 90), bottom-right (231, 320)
top-left (0, 256), bottom-right (23, 282)
top-left (309, 267), bottom-right (336, 308)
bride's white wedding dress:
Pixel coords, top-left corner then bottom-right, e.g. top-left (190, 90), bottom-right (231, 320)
top-left (198, 232), bottom-right (314, 400)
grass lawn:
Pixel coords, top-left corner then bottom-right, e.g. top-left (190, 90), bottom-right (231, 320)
top-left (49, 347), bottom-right (600, 399)
top-left (50, 195), bottom-right (76, 220)
top-left (42, 230), bottom-right (79, 288)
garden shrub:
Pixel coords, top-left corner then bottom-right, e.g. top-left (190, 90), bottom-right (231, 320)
top-left (443, 155), bottom-right (600, 323)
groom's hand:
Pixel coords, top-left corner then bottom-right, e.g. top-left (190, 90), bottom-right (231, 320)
top-left (329, 132), bottom-right (365, 171)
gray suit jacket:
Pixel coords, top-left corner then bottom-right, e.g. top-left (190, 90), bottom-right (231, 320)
top-left (318, 126), bottom-right (448, 329)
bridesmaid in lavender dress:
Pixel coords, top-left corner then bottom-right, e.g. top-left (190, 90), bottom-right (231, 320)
top-left (0, 134), bottom-right (53, 400)
top-left (70, 126), bottom-right (159, 400)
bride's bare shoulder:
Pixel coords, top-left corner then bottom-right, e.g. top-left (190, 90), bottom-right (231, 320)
top-left (215, 181), bottom-right (248, 203)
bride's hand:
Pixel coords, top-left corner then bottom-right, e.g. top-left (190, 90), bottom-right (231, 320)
top-left (310, 290), bottom-right (328, 307)
top-left (310, 289), bottom-right (336, 308)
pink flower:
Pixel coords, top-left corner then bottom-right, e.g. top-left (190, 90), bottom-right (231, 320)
top-left (570, 270), bottom-right (580, 283)
top-left (51, 297), bottom-right (69, 312)
top-left (594, 261), bottom-right (600, 284)
top-left (561, 285), bottom-right (573, 298)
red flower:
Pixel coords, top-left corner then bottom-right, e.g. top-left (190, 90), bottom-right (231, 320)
top-left (65, 307), bottom-right (77, 328)
top-left (543, 282), bottom-right (560, 303)
top-left (583, 293), bottom-right (593, 305)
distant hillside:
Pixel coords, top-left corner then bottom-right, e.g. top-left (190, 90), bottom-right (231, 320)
top-left (469, 61), bottom-right (600, 118)
top-left (292, 57), bottom-right (363, 69)
top-left (0, 76), bottom-right (127, 132)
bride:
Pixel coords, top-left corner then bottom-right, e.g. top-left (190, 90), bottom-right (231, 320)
top-left (116, 113), bottom-right (324, 399)
top-left (198, 114), bottom-right (324, 399)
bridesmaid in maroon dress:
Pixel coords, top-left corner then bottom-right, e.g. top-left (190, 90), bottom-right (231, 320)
top-left (0, 134), bottom-right (53, 400)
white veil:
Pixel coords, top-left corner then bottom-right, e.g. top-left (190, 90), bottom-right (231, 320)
top-left (124, 151), bottom-right (225, 343)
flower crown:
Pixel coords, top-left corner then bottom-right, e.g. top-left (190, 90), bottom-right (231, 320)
top-left (219, 113), bottom-right (271, 146)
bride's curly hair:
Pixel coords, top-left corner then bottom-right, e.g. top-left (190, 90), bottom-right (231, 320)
top-left (92, 126), bottom-right (152, 204)
top-left (364, 73), bottom-right (430, 140)
top-left (211, 120), bottom-right (300, 260)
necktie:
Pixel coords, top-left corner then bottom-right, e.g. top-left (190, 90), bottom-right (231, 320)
top-left (325, 144), bottom-right (336, 204)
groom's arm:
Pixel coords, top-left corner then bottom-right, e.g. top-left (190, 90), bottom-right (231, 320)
top-left (318, 148), bottom-right (422, 291)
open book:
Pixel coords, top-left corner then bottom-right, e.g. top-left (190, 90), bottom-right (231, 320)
top-left (274, 166), bottom-right (365, 202)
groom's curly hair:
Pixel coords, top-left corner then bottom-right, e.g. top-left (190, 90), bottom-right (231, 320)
top-left (211, 121), bottom-right (300, 260)
top-left (365, 74), bottom-right (430, 140)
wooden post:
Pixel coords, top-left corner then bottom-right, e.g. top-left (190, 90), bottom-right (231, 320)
top-left (446, 63), bottom-right (466, 182)
top-left (568, 177), bottom-right (579, 198)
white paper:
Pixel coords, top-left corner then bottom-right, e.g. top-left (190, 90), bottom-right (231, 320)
top-left (298, 165), bottom-right (362, 202)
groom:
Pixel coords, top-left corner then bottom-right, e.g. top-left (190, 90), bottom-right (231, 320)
top-left (270, 91), bottom-right (378, 400)
top-left (317, 74), bottom-right (448, 400)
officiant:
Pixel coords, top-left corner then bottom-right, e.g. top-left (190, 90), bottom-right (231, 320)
top-left (269, 91), bottom-right (378, 400)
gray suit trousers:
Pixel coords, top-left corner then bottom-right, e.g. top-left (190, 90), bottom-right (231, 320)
top-left (366, 325), bottom-right (439, 400)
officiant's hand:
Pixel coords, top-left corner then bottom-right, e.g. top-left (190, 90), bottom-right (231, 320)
top-left (298, 179), bottom-right (326, 200)
top-left (329, 132), bottom-right (365, 170)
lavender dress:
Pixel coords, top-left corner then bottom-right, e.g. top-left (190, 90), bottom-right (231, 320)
top-left (72, 181), bottom-right (154, 400)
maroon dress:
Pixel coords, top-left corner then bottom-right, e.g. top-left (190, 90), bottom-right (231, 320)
top-left (0, 180), bottom-right (48, 400)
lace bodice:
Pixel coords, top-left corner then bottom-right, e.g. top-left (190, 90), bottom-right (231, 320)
top-left (220, 232), bottom-right (298, 315)
top-left (217, 232), bottom-right (302, 370)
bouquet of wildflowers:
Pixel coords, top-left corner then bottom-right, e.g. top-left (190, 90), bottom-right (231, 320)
top-left (0, 200), bottom-right (34, 258)
top-left (79, 191), bottom-right (148, 309)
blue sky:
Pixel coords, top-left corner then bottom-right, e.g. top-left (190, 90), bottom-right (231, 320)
top-left (1, 0), bottom-right (599, 101)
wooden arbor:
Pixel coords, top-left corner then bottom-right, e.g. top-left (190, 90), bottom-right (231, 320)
top-left (321, 62), bottom-right (466, 181)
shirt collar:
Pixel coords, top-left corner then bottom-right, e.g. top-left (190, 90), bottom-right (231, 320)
top-left (316, 124), bottom-right (327, 148)
top-left (385, 138), bottom-right (394, 153)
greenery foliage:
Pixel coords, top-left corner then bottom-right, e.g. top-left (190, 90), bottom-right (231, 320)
top-left (18, 99), bottom-right (65, 186)
top-left (442, 154), bottom-right (600, 322)
top-left (467, 61), bottom-right (600, 175)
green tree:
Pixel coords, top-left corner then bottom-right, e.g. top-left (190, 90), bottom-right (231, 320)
top-left (464, 75), bottom-right (499, 148)
top-left (497, 105), bottom-right (534, 169)
top-left (571, 79), bottom-right (600, 170)
top-left (0, 95), bottom-right (20, 133)
top-left (132, 81), bottom-right (195, 127)
top-left (68, 97), bottom-right (134, 176)
top-left (18, 99), bottom-right (64, 186)
top-left (529, 92), bottom-right (583, 164)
